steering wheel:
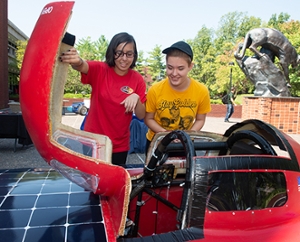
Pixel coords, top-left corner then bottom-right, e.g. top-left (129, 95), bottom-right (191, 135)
top-left (219, 130), bottom-right (277, 156)
top-left (130, 130), bottom-right (196, 229)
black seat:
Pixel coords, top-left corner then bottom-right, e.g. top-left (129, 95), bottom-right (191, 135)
top-left (219, 130), bottom-right (277, 156)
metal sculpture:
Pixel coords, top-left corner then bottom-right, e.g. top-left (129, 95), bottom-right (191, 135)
top-left (234, 28), bottom-right (299, 96)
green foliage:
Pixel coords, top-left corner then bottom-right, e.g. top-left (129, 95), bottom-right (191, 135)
top-left (16, 40), bottom-right (28, 71)
top-left (63, 93), bottom-right (91, 98)
top-left (211, 99), bottom-right (223, 104)
top-left (211, 93), bottom-right (253, 105)
top-left (189, 27), bottom-right (216, 86)
top-left (135, 50), bottom-right (147, 75)
top-left (237, 16), bottom-right (263, 38)
top-left (9, 94), bottom-right (19, 99)
top-left (216, 11), bottom-right (245, 45)
top-left (268, 13), bottom-right (290, 29)
top-left (235, 94), bottom-right (254, 104)
top-left (64, 36), bottom-right (109, 94)
top-left (8, 62), bottom-right (19, 85)
top-left (76, 36), bottom-right (108, 61)
top-left (146, 45), bottom-right (165, 81)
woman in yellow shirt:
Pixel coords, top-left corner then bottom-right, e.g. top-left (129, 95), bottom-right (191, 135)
top-left (144, 41), bottom-right (211, 154)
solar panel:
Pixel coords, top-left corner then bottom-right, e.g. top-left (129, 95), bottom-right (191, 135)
top-left (0, 169), bottom-right (108, 242)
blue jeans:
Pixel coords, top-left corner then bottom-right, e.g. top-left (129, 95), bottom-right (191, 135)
top-left (225, 104), bottom-right (234, 120)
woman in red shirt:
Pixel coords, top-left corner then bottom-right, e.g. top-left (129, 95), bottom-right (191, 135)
top-left (60, 32), bottom-right (146, 165)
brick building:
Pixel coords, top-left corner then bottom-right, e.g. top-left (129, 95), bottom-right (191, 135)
top-left (0, 0), bottom-right (28, 109)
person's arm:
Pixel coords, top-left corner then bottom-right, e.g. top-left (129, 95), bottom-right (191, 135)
top-left (231, 96), bottom-right (237, 106)
top-left (71, 57), bottom-right (89, 74)
top-left (190, 113), bottom-right (207, 131)
top-left (144, 112), bottom-right (166, 133)
top-left (134, 97), bottom-right (145, 120)
top-left (60, 47), bottom-right (89, 74)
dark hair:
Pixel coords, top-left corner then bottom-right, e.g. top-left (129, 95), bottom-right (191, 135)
top-left (105, 32), bottom-right (138, 68)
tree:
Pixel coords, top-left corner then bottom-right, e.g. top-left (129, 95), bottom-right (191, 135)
top-left (268, 13), bottom-right (290, 30)
top-left (9, 40), bottom-right (27, 93)
top-left (16, 40), bottom-right (28, 71)
top-left (146, 45), bottom-right (165, 82)
top-left (215, 11), bottom-right (245, 49)
top-left (64, 36), bottom-right (109, 94)
top-left (135, 50), bottom-right (146, 74)
top-left (237, 16), bottom-right (262, 39)
top-left (278, 20), bottom-right (300, 96)
top-left (93, 35), bottom-right (109, 61)
top-left (76, 36), bottom-right (108, 60)
top-left (189, 27), bottom-right (217, 96)
top-left (212, 12), bottom-right (266, 97)
top-left (210, 42), bottom-right (237, 94)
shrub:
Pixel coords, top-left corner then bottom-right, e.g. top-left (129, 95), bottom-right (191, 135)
top-left (63, 93), bottom-right (91, 98)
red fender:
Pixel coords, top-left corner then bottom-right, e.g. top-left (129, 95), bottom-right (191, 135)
top-left (19, 1), bottom-right (130, 238)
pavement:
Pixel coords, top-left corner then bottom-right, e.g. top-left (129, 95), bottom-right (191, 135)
top-left (1, 114), bottom-right (300, 170)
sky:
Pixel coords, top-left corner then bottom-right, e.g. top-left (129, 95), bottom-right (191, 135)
top-left (7, 0), bottom-right (300, 55)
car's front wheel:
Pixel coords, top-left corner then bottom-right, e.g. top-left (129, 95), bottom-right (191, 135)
top-left (79, 106), bottom-right (88, 116)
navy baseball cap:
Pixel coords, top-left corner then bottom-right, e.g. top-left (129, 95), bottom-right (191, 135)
top-left (162, 41), bottom-right (193, 60)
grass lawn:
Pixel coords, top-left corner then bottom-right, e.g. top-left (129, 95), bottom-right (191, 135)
top-left (235, 94), bottom-right (254, 105)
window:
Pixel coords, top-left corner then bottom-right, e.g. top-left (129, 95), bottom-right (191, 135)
top-left (207, 172), bottom-right (287, 211)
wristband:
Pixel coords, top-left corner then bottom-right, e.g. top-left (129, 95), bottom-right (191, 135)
top-left (71, 58), bottom-right (83, 68)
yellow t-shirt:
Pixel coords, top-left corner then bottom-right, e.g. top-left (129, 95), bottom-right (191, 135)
top-left (146, 77), bottom-right (211, 141)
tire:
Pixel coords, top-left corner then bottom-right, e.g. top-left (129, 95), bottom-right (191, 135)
top-left (79, 106), bottom-right (88, 116)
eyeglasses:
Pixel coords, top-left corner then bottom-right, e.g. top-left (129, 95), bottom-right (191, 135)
top-left (114, 50), bottom-right (135, 58)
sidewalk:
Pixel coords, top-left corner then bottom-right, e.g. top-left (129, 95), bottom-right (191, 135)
top-left (1, 115), bottom-right (300, 169)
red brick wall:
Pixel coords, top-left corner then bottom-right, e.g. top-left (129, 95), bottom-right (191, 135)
top-left (242, 96), bottom-right (300, 134)
top-left (207, 104), bottom-right (242, 118)
top-left (62, 98), bottom-right (84, 106)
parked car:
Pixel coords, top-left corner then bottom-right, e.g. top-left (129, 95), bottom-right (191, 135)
top-left (62, 101), bottom-right (89, 116)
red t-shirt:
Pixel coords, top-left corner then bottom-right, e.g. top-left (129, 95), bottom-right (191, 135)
top-left (81, 61), bottom-right (146, 153)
